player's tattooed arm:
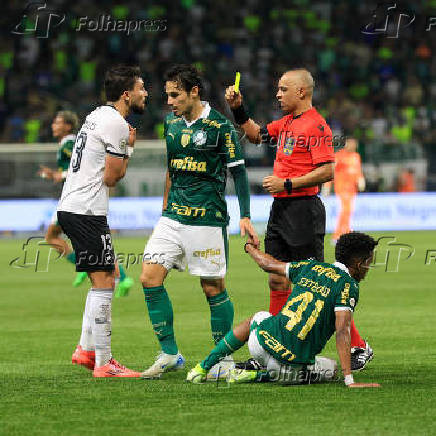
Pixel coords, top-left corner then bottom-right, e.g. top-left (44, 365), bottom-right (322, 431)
top-left (104, 155), bottom-right (129, 187)
top-left (244, 243), bottom-right (286, 275)
top-left (104, 125), bottom-right (135, 187)
top-left (162, 170), bottom-right (171, 212)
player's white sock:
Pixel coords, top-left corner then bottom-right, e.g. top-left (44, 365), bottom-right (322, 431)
top-left (89, 288), bottom-right (114, 367)
top-left (79, 291), bottom-right (94, 351)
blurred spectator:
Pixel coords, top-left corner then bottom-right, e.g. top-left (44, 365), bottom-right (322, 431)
top-left (397, 168), bottom-right (416, 193)
top-left (0, 0), bottom-right (434, 164)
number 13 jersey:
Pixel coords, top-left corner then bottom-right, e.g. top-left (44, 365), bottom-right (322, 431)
top-left (57, 106), bottom-right (129, 216)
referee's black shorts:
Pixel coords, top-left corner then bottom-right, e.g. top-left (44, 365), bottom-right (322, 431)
top-left (57, 211), bottom-right (115, 272)
top-left (264, 196), bottom-right (325, 263)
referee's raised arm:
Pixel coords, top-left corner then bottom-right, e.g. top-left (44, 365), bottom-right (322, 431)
top-left (225, 86), bottom-right (262, 144)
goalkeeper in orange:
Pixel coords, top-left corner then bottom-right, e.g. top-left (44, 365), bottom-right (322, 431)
top-left (326, 137), bottom-right (365, 242)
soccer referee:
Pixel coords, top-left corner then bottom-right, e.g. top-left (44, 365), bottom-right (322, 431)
top-left (225, 68), bottom-right (334, 315)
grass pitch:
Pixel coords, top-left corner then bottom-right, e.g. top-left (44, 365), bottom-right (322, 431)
top-left (1, 231), bottom-right (435, 435)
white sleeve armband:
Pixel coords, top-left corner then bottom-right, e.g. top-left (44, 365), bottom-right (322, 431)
top-left (285, 263), bottom-right (290, 279)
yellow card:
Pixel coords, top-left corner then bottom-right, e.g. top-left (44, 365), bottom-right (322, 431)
top-left (234, 72), bottom-right (241, 93)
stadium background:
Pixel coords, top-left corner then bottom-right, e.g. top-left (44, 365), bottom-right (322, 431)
top-left (1, 2), bottom-right (436, 435)
top-left (1, 1), bottom-right (436, 203)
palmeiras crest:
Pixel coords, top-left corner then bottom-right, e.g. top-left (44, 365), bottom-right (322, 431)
top-left (192, 130), bottom-right (207, 147)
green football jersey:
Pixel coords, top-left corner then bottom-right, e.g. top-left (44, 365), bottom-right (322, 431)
top-left (57, 134), bottom-right (75, 171)
top-left (256, 260), bottom-right (359, 365)
top-left (162, 103), bottom-right (245, 227)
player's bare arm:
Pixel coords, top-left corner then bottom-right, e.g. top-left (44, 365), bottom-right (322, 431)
top-left (244, 242), bottom-right (286, 276)
top-left (103, 125), bottom-right (136, 187)
top-left (239, 217), bottom-right (259, 247)
top-left (263, 162), bottom-right (334, 194)
top-left (104, 156), bottom-right (128, 187)
top-left (228, 160), bottom-right (260, 246)
top-left (38, 165), bottom-right (65, 183)
top-left (225, 85), bottom-right (262, 143)
top-left (162, 170), bottom-right (171, 212)
top-left (335, 310), bottom-right (380, 388)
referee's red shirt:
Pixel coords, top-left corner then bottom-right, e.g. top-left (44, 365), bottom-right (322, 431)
top-left (267, 107), bottom-right (334, 198)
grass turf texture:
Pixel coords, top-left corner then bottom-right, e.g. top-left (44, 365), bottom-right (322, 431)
top-left (1, 231), bottom-right (435, 435)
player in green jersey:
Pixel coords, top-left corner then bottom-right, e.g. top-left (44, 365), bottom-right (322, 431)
top-left (187, 232), bottom-right (380, 388)
top-left (38, 111), bottom-right (85, 284)
top-left (140, 65), bottom-right (259, 379)
top-left (39, 111), bottom-right (133, 295)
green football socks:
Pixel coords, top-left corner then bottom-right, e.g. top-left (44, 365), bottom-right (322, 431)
top-left (207, 289), bottom-right (234, 344)
top-left (201, 331), bottom-right (245, 371)
top-left (143, 286), bottom-right (178, 355)
top-left (118, 264), bottom-right (126, 282)
top-left (66, 252), bottom-right (76, 264)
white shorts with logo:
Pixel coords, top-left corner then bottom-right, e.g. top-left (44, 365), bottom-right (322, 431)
top-left (248, 311), bottom-right (338, 384)
top-left (143, 216), bottom-right (228, 278)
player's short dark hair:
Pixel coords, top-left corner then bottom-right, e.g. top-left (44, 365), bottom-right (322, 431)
top-left (104, 65), bottom-right (142, 101)
top-left (164, 64), bottom-right (203, 96)
top-left (56, 110), bottom-right (79, 133)
top-left (335, 232), bottom-right (377, 268)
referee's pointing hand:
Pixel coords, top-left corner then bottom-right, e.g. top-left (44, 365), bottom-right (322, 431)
top-left (263, 175), bottom-right (285, 194)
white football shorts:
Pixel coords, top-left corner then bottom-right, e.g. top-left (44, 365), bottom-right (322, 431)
top-left (143, 216), bottom-right (228, 278)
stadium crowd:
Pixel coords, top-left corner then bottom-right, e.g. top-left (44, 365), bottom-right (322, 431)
top-left (1, 1), bottom-right (435, 169)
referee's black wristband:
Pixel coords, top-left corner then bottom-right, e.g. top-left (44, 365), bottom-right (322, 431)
top-left (231, 104), bottom-right (250, 125)
top-left (284, 178), bottom-right (293, 194)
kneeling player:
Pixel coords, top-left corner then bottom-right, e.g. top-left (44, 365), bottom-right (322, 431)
top-left (187, 232), bottom-right (380, 388)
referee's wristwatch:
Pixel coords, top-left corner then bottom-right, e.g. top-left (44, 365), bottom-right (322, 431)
top-left (284, 178), bottom-right (293, 194)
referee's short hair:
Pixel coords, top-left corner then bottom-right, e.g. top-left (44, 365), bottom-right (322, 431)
top-left (104, 64), bottom-right (142, 101)
top-left (57, 110), bottom-right (79, 133)
top-left (335, 232), bottom-right (377, 268)
top-left (164, 64), bottom-right (203, 97)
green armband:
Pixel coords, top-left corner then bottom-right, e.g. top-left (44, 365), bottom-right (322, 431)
top-left (229, 164), bottom-right (250, 218)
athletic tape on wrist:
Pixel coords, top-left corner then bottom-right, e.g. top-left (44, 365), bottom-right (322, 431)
top-left (344, 374), bottom-right (354, 386)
